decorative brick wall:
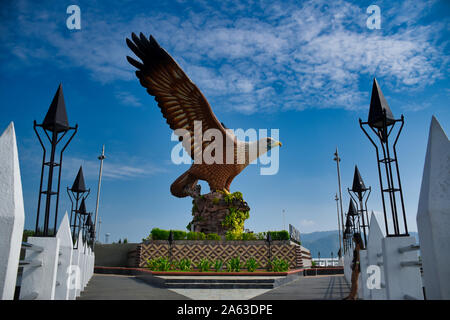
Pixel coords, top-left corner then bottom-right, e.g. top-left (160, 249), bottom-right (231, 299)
top-left (136, 240), bottom-right (311, 270)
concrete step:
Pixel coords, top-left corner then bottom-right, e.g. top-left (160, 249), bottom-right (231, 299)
top-left (157, 275), bottom-right (286, 289)
top-left (165, 282), bottom-right (275, 289)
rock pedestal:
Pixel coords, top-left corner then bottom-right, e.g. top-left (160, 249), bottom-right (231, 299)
top-left (189, 191), bottom-right (250, 235)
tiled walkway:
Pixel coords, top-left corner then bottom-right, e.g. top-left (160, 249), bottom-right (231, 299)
top-left (78, 274), bottom-right (350, 300)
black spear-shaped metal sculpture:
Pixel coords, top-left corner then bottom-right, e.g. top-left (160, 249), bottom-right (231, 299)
top-left (360, 78), bottom-right (408, 237)
top-left (67, 166), bottom-right (90, 244)
top-left (34, 84), bottom-right (78, 236)
top-left (348, 166), bottom-right (371, 247)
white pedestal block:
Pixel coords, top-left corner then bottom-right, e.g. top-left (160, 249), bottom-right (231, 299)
top-left (54, 213), bottom-right (73, 300)
top-left (366, 213), bottom-right (386, 300)
top-left (20, 237), bottom-right (60, 300)
top-left (382, 236), bottom-right (423, 300)
top-left (69, 248), bottom-right (81, 299)
top-left (359, 250), bottom-right (370, 300)
top-left (417, 116), bottom-right (450, 300)
top-left (0, 123), bottom-right (25, 300)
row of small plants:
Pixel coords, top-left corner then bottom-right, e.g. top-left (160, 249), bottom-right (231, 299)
top-left (146, 256), bottom-right (290, 272)
top-left (144, 228), bottom-right (291, 242)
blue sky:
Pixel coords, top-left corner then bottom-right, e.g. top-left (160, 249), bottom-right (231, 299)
top-left (0, 0), bottom-right (448, 243)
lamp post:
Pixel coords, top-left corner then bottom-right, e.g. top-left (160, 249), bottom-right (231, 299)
top-left (335, 193), bottom-right (343, 256)
top-left (93, 145), bottom-right (106, 249)
top-left (348, 166), bottom-right (371, 247)
top-left (266, 232), bottom-right (272, 271)
top-left (333, 148), bottom-right (345, 252)
top-left (34, 84), bottom-right (77, 236)
top-left (67, 166), bottom-right (90, 244)
top-left (168, 230), bottom-right (174, 262)
top-left (360, 78), bottom-right (408, 237)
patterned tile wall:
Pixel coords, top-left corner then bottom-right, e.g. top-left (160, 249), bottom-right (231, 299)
top-left (136, 241), bottom-right (309, 269)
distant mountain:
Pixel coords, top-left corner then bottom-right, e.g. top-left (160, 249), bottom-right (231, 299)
top-left (301, 230), bottom-right (418, 258)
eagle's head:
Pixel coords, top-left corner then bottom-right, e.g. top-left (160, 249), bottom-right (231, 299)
top-left (265, 137), bottom-right (282, 151)
top-left (254, 137), bottom-right (282, 159)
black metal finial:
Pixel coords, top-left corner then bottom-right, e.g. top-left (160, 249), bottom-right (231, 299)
top-left (71, 166), bottom-right (87, 193)
top-left (348, 200), bottom-right (358, 216)
top-left (348, 165), bottom-right (371, 248)
top-left (368, 78), bottom-right (395, 129)
top-left (42, 84), bottom-right (70, 133)
top-left (351, 166), bottom-right (366, 196)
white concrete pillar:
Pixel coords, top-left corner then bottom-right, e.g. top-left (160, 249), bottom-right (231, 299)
top-left (417, 116), bottom-right (450, 300)
top-left (359, 250), bottom-right (370, 300)
top-left (20, 237), bottom-right (60, 300)
top-left (69, 246), bottom-right (81, 300)
top-left (366, 213), bottom-right (386, 300)
top-left (72, 232), bottom-right (83, 298)
top-left (54, 213), bottom-right (73, 300)
top-left (0, 123), bottom-right (25, 300)
top-left (82, 242), bottom-right (88, 289)
top-left (382, 236), bottom-right (423, 300)
top-left (344, 249), bottom-right (353, 283)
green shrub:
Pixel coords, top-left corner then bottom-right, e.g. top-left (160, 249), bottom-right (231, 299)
top-left (225, 231), bottom-right (241, 240)
top-left (150, 228), bottom-right (170, 240)
top-left (206, 233), bottom-right (221, 240)
top-left (214, 259), bottom-right (224, 272)
top-left (227, 256), bottom-right (242, 272)
top-left (242, 233), bottom-right (258, 241)
top-left (245, 257), bottom-right (259, 272)
top-left (177, 258), bottom-right (192, 271)
top-left (270, 258), bottom-right (289, 272)
top-left (146, 257), bottom-right (173, 271)
top-left (266, 230), bottom-right (290, 241)
top-left (150, 228), bottom-right (187, 240)
top-left (197, 258), bottom-right (212, 272)
top-left (172, 230), bottom-right (187, 240)
top-left (187, 231), bottom-right (206, 240)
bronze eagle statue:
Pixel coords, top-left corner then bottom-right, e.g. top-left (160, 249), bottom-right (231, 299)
top-left (126, 33), bottom-right (281, 198)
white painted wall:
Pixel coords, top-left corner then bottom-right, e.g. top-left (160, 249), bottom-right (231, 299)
top-left (366, 213), bottom-right (386, 300)
top-left (20, 237), bottom-right (60, 300)
top-left (55, 213), bottom-right (73, 300)
top-left (0, 123), bottom-right (25, 300)
top-left (382, 236), bottom-right (423, 300)
top-left (417, 116), bottom-right (450, 300)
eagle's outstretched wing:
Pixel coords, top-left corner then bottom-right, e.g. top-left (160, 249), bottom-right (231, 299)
top-left (126, 33), bottom-right (228, 160)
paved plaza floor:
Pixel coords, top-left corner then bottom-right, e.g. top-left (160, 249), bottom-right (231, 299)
top-left (78, 274), bottom-right (350, 300)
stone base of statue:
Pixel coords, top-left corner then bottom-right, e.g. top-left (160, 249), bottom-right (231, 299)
top-left (188, 190), bottom-right (250, 236)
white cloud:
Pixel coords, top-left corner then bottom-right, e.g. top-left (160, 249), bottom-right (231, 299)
top-left (62, 156), bottom-right (166, 181)
top-left (115, 91), bottom-right (142, 108)
top-left (1, 0), bottom-right (447, 114)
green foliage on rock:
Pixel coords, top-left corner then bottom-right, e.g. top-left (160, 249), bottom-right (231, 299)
top-left (221, 191), bottom-right (250, 239)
